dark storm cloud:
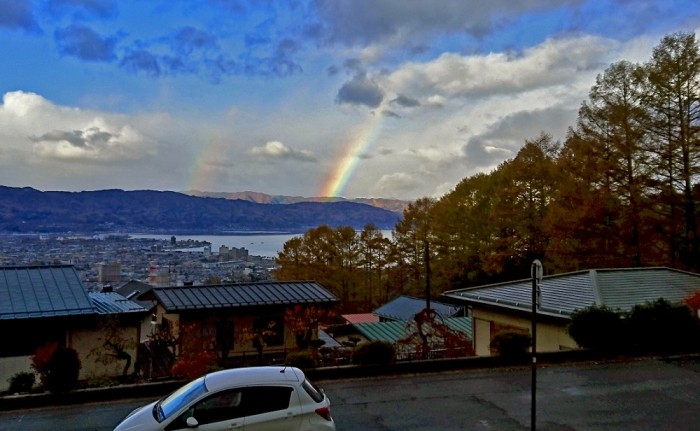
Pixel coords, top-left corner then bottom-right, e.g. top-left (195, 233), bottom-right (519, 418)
top-left (175, 27), bottom-right (218, 55)
top-left (336, 73), bottom-right (384, 107)
top-left (0, 0), bottom-right (40, 32)
top-left (30, 127), bottom-right (116, 148)
top-left (240, 38), bottom-right (302, 77)
top-left (311, 0), bottom-right (584, 47)
top-left (382, 110), bottom-right (401, 118)
top-left (54, 24), bottom-right (117, 61)
top-left (120, 49), bottom-right (162, 76)
top-left (392, 94), bottom-right (420, 107)
top-left (116, 26), bottom-right (300, 81)
top-left (48, 0), bottom-right (118, 19)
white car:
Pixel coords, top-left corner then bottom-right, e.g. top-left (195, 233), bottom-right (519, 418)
top-left (114, 366), bottom-right (336, 431)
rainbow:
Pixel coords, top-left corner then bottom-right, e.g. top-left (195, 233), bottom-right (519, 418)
top-left (187, 136), bottom-right (225, 192)
top-left (320, 112), bottom-right (384, 198)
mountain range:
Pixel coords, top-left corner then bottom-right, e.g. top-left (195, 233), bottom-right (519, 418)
top-left (0, 186), bottom-right (404, 234)
top-left (184, 190), bottom-right (409, 213)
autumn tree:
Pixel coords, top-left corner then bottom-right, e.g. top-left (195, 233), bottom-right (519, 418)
top-left (358, 224), bottom-right (390, 306)
top-left (547, 61), bottom-right (654, 270)
top-left (643, 32), bottom-right (700, 269)
top-left (485, 133), bottom-right (559, 278)
top-left (284, 305), bottom-right (336, 350)
top-left (431, 172), bottom-right (498, 287)
top-left (391, 198), bottom-right (437, 299)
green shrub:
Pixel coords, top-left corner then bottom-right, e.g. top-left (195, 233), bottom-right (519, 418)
top-left (568, 305), bottom-right (625, 351)
top-left (7, 371), bottom-right (35, 394)
top-left (627, 299), bottom-right (700, 354)
top-left (490, 331), bottom-right (531, 358)
top-left (352, 341), bottom-right (395, 366)
top-left (45, 347), bottom-right (81, 393)
top-left (286, 351), bottom-right (316, 370)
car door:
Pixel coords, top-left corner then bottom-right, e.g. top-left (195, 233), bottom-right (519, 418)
top-left (241, 385), bottom-right (303, 431)
top-left (166, 388), bottom-right (245, 431)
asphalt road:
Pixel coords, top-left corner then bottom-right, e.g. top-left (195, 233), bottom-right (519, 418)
top-left (1, 358), bottom-right (699, 430)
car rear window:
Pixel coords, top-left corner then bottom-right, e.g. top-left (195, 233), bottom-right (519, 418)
top-left (302, 378), bottom-right (325, 403)
top-left (244, 386), bottom-right (293, 416)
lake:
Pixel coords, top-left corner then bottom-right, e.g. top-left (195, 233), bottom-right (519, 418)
top-left (129, 233), bottom-right (301, 258)
top-left (129, 230), bottom-right (393, 258)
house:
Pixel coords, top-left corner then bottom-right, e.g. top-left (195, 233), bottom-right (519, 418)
top-left (133, 281), bottom-right (339, 368)
top-left (353, 317), bottom-right (474, 360)
top-left (441, 267), bottom-right (700, 356)
top-left (374, 295), bottom-right (464, 321)
top-left (0, 265), bottom-right (148, 391)
top-left (323, 295), bottom-right (472, 360)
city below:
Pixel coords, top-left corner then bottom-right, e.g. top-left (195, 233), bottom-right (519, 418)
top-left (0, 233), bottom-right (279, 292)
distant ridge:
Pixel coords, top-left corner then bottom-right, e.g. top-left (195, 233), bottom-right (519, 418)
top-left (0, 186), bottom-right (402, 234)
top-left (184, 190), bottom-right (410, 214)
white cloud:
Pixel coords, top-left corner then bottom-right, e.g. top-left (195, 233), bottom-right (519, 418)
top-left (247, 141), bottom-right (316, 162)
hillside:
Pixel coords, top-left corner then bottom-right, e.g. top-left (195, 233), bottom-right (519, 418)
top-left (0, 186), bottom-right (402, 234)
top-left (184, 190), bottom-right (410, 214)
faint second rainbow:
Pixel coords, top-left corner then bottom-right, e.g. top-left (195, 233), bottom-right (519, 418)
top-left (320, 113), bottom-right (384, 198)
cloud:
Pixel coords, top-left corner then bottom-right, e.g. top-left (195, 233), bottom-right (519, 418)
top-left (1, 91), bottom-right (151, 166)
top-left (392, 94), bottom-right (420, 108)
top-left (375, 172), bottom-right (420, 196)
top-left (174, 26), bottom-right (219, 56)
top-left (48, 0), bottom-right (118, 20)
top-left (248, 141), bottom-right (316, 162)
top-left (311, 0), bottom-right (586, 51)
top-left (462, 106), bottom-right (577, 168)
top-left (30, 128), bottom-right (112, 149)
top-left (54, 23), bottom-right (118, 61)
top-left (381, 35), bottom-right (610, 102)
top-left (30, 124), bottom-right (146, 162)
top-left (0, 0), bottom-right (40, 32)
top-left (120, 49), bottom-right (162, 76)
top-left (336, 73), bottom-right (384, 107)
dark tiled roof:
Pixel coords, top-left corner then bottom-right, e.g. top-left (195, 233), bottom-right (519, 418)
top-left (374, 295), bottom-right (463, 321)
top-left (153, 281), bottom-right (339, 311)
top-left (89, 292), bottom-right (149, 315)
top-left (442, 267), bottom-right (700, 319)
top-left (0, 265), bottom-right (95, 319)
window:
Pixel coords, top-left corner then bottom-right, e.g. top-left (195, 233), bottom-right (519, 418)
top-left (167, 389), bottom-right (243, 429)
top-left (157, 376), bottom-right (208, 422)
top-left (194, 389), bottom-right (244, 424)
top-left (243, 386), bottom-right (293, 416)
top-left (302, 378), bottom-right (325, 403)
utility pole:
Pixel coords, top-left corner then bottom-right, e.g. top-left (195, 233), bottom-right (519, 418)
top-left (531, 259), bottom-right (543, 431)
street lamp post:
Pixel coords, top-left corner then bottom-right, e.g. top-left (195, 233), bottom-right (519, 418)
top-left (531, 259), bottom-right (542, 431)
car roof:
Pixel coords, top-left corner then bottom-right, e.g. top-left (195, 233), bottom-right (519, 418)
top-left (203, 366), bottom-right (304, 392)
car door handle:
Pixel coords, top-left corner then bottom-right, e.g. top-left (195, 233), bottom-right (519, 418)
top-left (228, 422), bottom-right (242, 429)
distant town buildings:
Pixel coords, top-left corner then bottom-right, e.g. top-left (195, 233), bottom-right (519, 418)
top-left (0, 234), bottom-right (277, 291)
top-left (98, 262), bottom-right (122, 284)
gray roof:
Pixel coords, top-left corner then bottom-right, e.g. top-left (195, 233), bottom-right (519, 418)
top-left (153, 281), bottom-right (339, 312)
top-left (0, 265), bottom-right (95, 320)
top-left (374, 295), bottom-right (463, 321)
top-left (318, 329), bottom-right (342, 348)
top-left (89, 292), bottom-right (149, 315)
top-left (442, 267), bottom-right (700, 320)
top-left (116, 279), bottom-right (153, 300)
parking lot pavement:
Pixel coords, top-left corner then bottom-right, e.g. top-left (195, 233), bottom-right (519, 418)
top-left (3, 357), bottom-right (698, 431)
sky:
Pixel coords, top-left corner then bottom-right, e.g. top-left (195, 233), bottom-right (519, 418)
top-left (0, 1), bottom-right (699, 201)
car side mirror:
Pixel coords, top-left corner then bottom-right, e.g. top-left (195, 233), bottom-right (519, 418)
top-left (186, 416), bottom-right (199, 428)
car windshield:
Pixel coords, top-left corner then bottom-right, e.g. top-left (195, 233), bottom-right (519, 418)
top-left (154, 376), bottom-right (208, 422)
